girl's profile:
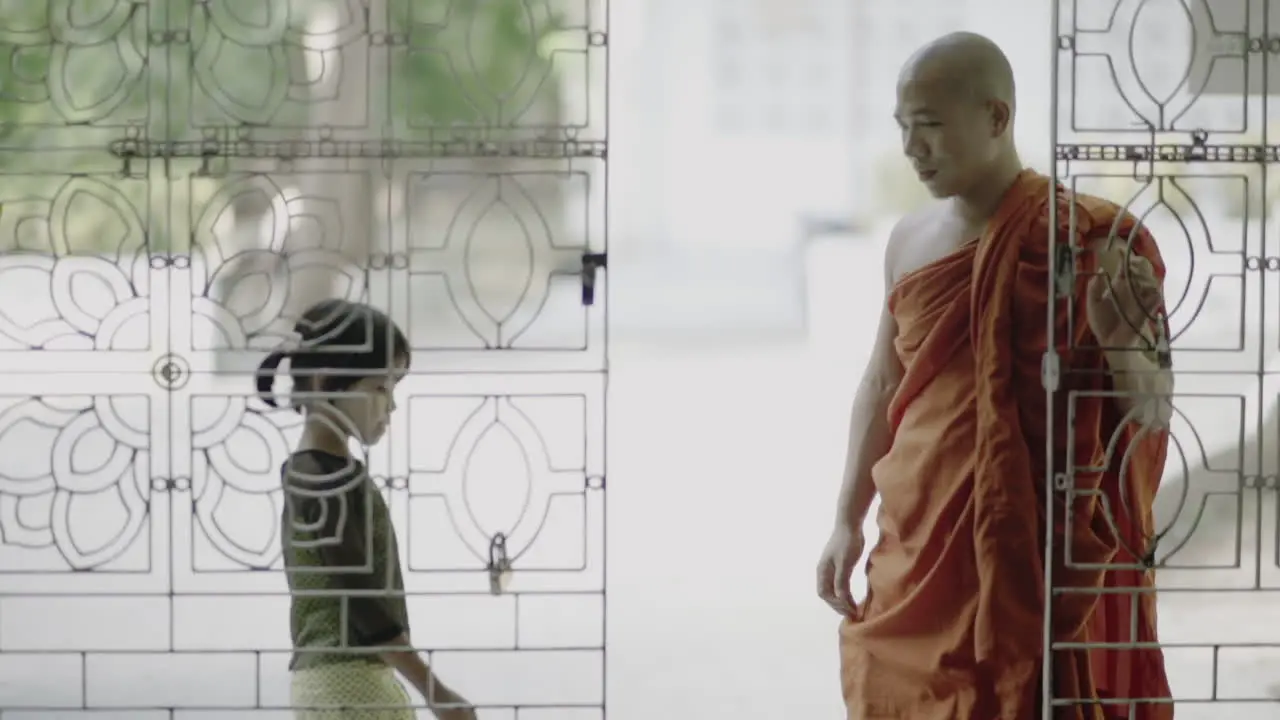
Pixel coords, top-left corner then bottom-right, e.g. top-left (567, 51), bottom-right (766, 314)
top-left (260, 299), bottom-right (477, 720)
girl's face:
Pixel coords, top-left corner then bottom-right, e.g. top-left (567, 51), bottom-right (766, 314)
top-left (322, 353), bottom-right (408, 446)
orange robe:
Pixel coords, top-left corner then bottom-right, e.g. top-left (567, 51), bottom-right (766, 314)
top-left (839, 170), bottom-right (1172, 719)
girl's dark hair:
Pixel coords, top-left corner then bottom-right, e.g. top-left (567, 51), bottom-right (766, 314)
top-left (255, 299), bottom-right (410, 411)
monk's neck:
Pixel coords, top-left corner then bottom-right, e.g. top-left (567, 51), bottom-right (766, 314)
top-left (951, 157), bottom-right (1026, 225)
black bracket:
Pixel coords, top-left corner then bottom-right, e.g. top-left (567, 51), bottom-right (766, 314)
top-left (581, 252), bottom-right (607, 306)
top-left (1053, 244), bottom-right (1076, 298)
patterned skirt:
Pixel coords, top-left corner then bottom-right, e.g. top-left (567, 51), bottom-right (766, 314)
top-left (290, 662), bottom-right (415, 719)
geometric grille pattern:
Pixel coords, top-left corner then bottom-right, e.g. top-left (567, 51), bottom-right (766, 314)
top-left (0, 1), bottom-right (607, 715)
top-left (1051, 0), bottom-right (1280, 717)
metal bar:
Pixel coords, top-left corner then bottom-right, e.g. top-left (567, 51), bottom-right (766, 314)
top-left (1043, 2), bottom-right (1063, 716)
top-left (1056, 144), bottom-right (1280, 163)
top-left (0, 1), bottom-right (611, 714)
top-left (105, 138), bottom-right (609, 160)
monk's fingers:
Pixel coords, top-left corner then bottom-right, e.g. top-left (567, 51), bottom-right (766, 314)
top-left (819, 588), bottom-right (850, 617)
top-left (1125, 252), bottom-right (1155, 278)
top-left (1118, 255), bottom-right (1159, 295)
top-left (1095, 251), bottom-right (1154, 284)
top-left (817, 562), bottom-right (855, 616)
top-left (816, 562), bottom-right (837, 602)
top-left (834, 586), bottom-right (858, 617)
top-left (822, 596), bottom-right (849, 616)
top-left (1141, 283), bottom-right (1172, 311)
top-left (821, 585), bottom-right (855, 617)
top-left (832, 562), bottom-right (858, 616)
top-left (1116, 280), bottom-right (1164, 320)
top-left (1087, 272), bottom-right (1109, 300)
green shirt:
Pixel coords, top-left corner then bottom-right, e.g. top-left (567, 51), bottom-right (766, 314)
top-left (281, 450), bottom-right (409, 670)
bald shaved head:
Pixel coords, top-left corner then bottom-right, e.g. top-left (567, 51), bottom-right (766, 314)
top-left (900, 32), bottom-right (1016, 115)
top-left (893, 33), bottom-right (1020, 200)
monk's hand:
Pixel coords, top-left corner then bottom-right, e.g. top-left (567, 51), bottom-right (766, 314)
top-left (1086, 245), bottom-right (1163, 349)
top-left (817, 523), bottom-right (865, 617)
top-left (1086, 245), bottom-right (1162, 347)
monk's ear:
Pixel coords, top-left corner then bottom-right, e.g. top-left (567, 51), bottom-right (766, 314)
top-left (988, 99), bottom-right (1012, 137)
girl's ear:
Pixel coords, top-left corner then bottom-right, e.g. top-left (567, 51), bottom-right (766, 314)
top-left (292, 374), bottom-right (325, 410)
top-left (310, 376), bottom-right (332, 404)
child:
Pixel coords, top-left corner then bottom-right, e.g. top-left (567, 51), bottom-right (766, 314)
top-left (258, 299), bottom-right (477, 720)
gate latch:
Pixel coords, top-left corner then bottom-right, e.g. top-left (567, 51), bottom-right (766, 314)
top-left (1054, 244), bottom-right (1076, 298)
top-left (581, 252), bottom-right (607, 306)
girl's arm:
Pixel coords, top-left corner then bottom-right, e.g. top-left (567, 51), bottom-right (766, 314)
top-left (379, 644), bottom-right (466, 710)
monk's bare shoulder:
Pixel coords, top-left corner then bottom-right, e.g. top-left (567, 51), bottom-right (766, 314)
top-left (884, 206), bottom-right (944, 287)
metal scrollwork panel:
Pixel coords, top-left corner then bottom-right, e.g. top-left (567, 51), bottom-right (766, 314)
top-left (387, 0), bottom-right (608, 143)
top-left (0, 387), bottom-right (173, 715)
top-left (387, 157), bottom-right (608, 373)
top-left (1055, 0), bottom-right (1265, 372)
top-left (0, 0), bottom-right (157, 149)
top-left (389, 373), bottom-right (605, 588)
top-left (167, 376), bottom-right (300, 595)
top-left (0, 162), bottom-right (164, 374)
top-left (168, 0), bottom-right (375, 138)
top-left (1054, 0), bottom-right (1280, 716)
top-left (1056, 0), bottom-right (1262, 140)
top-left (0, 383), bottom-right (168, 596)
top-left (157, 0), bottom-right (608, 148)
top-left (391, 372), bottom-right (605, 715)
top-left (124, 371), bottom-right (604, 714)
top-left (1059, 386), bottom-right (1280, 714)
top-left (172, 156), bottom-right (388, 374)
top-left (164, 377), bottom-right (395, 593)
top-left (0, 0), bottom-right (609, 715)
top-left (1060, 166), bottom-right (1259, 370)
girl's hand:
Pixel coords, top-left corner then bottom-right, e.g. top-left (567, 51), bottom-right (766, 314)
top-left (429, 682), bottom-right (478, 720)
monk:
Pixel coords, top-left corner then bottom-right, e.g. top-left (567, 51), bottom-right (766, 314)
top-left (815, 33), bottom-right (1176, 720)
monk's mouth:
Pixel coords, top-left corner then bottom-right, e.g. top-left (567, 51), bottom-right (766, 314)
top-left (918, 170), bottom-right (938, 181)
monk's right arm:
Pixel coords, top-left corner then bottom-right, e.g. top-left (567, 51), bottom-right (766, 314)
top-left (834, 259), bottom-right (903, 529)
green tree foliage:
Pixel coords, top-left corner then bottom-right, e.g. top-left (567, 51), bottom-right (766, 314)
top-left (0, 0), bottom-right (565, 253)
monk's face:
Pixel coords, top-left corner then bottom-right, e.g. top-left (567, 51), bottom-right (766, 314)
top-left (894, 64), bottom-right (1007, 198)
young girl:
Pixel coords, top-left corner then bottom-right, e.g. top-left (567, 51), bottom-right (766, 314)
top-left (258, 299), bottom-right (477, 720)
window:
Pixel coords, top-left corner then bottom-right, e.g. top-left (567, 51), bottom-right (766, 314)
top-left (711, 0), bottom-right (849, 136)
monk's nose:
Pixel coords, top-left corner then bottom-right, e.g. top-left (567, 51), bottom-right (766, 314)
top-left (902, 129), bottom-right (928, 160)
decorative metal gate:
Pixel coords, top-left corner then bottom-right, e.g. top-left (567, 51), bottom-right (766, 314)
top-left (0, 1), bottom-right (608, 717)
top-left (1050, 0), bottom-right (1277, 717)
